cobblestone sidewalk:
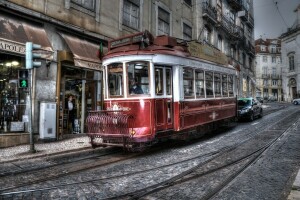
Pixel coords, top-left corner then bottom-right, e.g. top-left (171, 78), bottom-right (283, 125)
top-left (0, 135), bottom-right (90, 162)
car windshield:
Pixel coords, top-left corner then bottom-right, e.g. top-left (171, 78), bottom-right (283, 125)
top-left (238, 99), bottom-right (252, 107)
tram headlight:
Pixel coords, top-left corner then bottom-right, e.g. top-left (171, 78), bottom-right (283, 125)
top-left (130, 130), bottom-right (136, 136)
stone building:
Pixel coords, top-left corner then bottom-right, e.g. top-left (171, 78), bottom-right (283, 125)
top-left (280, 4), bottom-right (300, 102)
top-left (0, 0), bottom-right (254, 147)
top-left (255, 38), bottom-right (282, 101)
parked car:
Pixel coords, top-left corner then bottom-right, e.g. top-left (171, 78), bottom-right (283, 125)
top-left (256, 97), bottom-right (264, 103)
top-left (237, 97), bottom-right (263, 121)
top-left (292, 98), bottom-right (300, 105)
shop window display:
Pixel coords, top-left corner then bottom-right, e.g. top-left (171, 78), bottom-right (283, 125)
top-left (0, 55), bottom-right (27, 133)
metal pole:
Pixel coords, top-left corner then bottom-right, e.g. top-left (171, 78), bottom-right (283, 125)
top-left (29, 68), bottom-right (36, 153)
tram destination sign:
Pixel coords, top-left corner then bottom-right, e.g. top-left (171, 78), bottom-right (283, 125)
top-left (110, 33), bottom-right (144, 49)
top-left (187, 41), bottom-right (228, 66)
top-left (109, 31), bottom-right (152, 50)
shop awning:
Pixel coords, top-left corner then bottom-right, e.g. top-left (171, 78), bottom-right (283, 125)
top-left (0, 14), bottom-right (53, 58)
top-left (59, 33), bottom-right (102, 71)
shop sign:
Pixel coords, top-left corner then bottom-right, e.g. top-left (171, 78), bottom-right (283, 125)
top-left (74, 59), bottom-right (102, 71)
top-left (187, 41), bottom-right (228, 66)
top-left (0, 38), bottom-right (25, 54)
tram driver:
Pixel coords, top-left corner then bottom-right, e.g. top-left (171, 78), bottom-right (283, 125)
top-left (129, 78), bottom-right (143, 94)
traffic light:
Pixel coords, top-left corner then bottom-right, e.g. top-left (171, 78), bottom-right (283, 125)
top-left (26, 42), bottom-right (42, 69)
top-left (18, 70), bottom-right (29, 88)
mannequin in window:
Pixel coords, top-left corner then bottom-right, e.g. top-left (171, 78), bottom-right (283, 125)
top-left (129, 78), bottom-right (143, 94)
top-left (68, 95), bottom-right (75, 134)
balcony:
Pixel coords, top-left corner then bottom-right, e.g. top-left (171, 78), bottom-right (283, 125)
top-left (262, 74), bottom-right (270, 79)
top-left (243, 40), bottom-right (255, 56)
top-left (248, 14), bottom-right (254, 27)
top-left (238, 10), bottom-right (254, 28)
top-left (202, 2), bottom-right (218, 24)
top-left (232, 26), bottom-right (244, 40)
top-left (271, 74), bottom-right (282, 79)
top-left (217, 14), bottom-right (239, 38)
top-left (248, 43), bottom-right (255, 56)
top-left (227, 0), bottom-right (243, 11)
top-left (262, 74), bottom-right (282, 80)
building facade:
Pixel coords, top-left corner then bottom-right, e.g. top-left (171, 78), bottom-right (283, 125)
top-left (255, 38), bottom-right (282, 101)
top-left (199, 0), bottom-right (255, 98)
top-left (280, 5), bottom-right (300, 102)
top-left (0, 0), bottom-right (254, 147)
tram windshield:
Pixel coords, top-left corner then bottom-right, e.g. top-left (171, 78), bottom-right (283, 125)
top-left (107, 61), bottom-right (150, 97)
top-left (127, 61), bottom-right (150, 95)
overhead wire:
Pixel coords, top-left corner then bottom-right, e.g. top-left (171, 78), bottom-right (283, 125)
top-left (272, 0), bottom-right (300, 49)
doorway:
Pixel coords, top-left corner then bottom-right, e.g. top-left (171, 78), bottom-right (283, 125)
top-left (59, 67), bottom-right (100, 135)
top-left (154, 66), bottom-right (173, 131)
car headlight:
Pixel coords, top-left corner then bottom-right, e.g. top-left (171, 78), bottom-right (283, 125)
top-left (241, 107), bottom-right (251, 114)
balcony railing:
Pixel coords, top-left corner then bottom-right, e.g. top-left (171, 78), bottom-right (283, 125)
top-left (262, 74), bottom-right (282, 79)
top-left (217, 14), bottom-right (244, 40)
top-left (202, 2), bottom-right (217, 24)
top-left (248, 42), bottom-right (255, 56)
top-left (248, 14), bottom-right (254, 27)
top-left (227, 0), bottom-right (243, 11)
top-left (238, 10), bottom-right (254, 27)
top-left (271, 74), bottom-right (282, 79)
top-left (262, 74), bottom-right (270, 79)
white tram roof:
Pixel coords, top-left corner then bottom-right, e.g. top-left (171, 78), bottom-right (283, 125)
top-left (103, 32), bottom-right (237, 74)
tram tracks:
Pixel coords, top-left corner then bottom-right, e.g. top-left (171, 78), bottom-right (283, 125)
top-left (0, 148), bottom-right (121, 177)
top-left (113, 109), bottom-right (300, 199)
top-left (0, 150), bottom-right (141, 193)
top-left (0, 105), bottom-right (296, 199)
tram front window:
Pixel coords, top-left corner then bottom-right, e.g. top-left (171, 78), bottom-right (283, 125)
top-left (107, 63), bottom-right (123, 97)
top-left (127, 62), bottom-right (150, 95)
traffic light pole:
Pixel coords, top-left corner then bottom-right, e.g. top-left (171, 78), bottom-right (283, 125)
top-left (28, 68), bottom-right (36, 153)
top-left (26, 42), bottom-right (42, 153)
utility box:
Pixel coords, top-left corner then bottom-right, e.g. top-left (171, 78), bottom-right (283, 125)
top-left (39, 102), bottom-right (56, 140)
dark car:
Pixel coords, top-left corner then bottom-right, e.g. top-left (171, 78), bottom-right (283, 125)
top-left (238, 97), bottom-right (263, 121)
top-left (256, 97), bottom-right (263, 103)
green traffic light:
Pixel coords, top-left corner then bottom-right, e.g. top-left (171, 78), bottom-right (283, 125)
top-left (19, 79), bottom-right (28, 88)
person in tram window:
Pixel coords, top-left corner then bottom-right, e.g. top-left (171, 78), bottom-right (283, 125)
top-left (129, 78), bottom-right (143, 94)
top-left (68, 95), bottom-right (75, 133)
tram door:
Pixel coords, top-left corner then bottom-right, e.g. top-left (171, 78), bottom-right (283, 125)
top-left (154, 67), bottom-right (173, 131)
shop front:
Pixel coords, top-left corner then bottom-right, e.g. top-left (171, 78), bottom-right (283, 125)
top-left (57, 34), bottom-right (103, 137)
top-left (0, 13), bottom-right (52, 147)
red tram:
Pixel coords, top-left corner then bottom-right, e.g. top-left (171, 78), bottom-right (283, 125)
top-left (86, 31), bottom-right (237, 150)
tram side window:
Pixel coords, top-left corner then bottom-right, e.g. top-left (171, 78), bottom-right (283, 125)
top-left (228, 75), bottom-right (234, 97)
top-left (155, 67), bottom-right (164, 95)
top-left (107, 63), bottom-right (123, 97)
top-left (222, 74), bottom-right (228, 97)
top-left (183, 68), bottom-right (194, 98)
top-left (166, 68), bottom-right (172, 95)
top-left (195, 70), bottom-right (204, 98)
top-left (214, 73), bottom-right (221, 97)
top-left (205, 71), bottom-right (214, 98)
top-left (127, 62), bottom-right (149, 95)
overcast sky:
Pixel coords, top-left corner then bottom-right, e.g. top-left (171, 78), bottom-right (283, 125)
top-left (253, 0), bottom-right (300, 39)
